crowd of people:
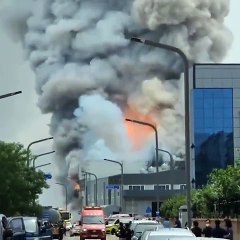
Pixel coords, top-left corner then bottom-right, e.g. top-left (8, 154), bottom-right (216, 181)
top-left (191, 219), bottom-right (233, 239)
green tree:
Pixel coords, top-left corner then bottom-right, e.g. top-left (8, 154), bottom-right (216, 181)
top-left (0, 141), bottom-right (49, 216)
top-left (207, 165), bottom-right (240, 216)
top-left (160, 194), bottom-right (186, 218)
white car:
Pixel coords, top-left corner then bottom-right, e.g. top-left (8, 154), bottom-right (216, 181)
top-left (140, 228), bottom-right (196, 240)
top-left (130, 220), bottom-right (158, 231)
top-left (131, 222), bottom-right (163, 240)
top-left (65, 221), bottom-right (73, 231)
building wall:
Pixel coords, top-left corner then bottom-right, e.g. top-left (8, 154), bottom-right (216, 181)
top-left (81, 171), bottom-right (186, 214)
top-left (193, 64), bottom-right (239, 186)
top-left (125, 200), bottom-right (153, 216)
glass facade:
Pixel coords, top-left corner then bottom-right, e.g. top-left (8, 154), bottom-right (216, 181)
top-left (193, 89), bottom-right (234, 187)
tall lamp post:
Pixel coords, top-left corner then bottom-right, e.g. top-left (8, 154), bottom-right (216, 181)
top-left (125, 118), bottom-right (160, 211)
top-left (56, 182), bottom-right (68, 210)
top-left (103, 159), bottom-right (124, 212)
top-left (130, 37), bottom-right (191, 228)
top-left (27, 137), bottom-right (54, 167)
top-left (33, 150), bottom-right (55, 169)
top-left (82, 170), bottom-right (98, 206)
top-left (0, 91), bottom-right (22, 100)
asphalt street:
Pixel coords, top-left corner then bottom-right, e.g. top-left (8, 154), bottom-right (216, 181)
top-left (65, 234), bottom-right (117, 240)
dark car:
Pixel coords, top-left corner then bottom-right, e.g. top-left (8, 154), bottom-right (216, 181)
top-left (4, 216), bottom-right (52, 240)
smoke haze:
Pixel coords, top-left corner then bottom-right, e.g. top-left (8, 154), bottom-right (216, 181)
top-left (0, 0), bottom-right (232, 208)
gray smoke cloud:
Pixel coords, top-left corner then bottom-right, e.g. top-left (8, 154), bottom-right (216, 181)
top-left (1, 0), bottom-right (232, 208)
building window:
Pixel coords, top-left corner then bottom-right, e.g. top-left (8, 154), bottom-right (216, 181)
top-left (128, 185), bottom-right (144, 190)
top-left (154, 185), bottom-right (168, 190)
top-left (132, 186), bottom-right (141, 191)
top-left (180, 185), bottom-right (186, 190)
top-left (193, 88), bottom-right (234, 187)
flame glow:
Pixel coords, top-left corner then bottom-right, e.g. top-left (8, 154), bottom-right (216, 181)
top-left (124, 107), bottom-right (155, 149)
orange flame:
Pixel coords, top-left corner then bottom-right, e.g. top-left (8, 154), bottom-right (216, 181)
top-left (124, 107), bottom-right (155, 149)
top-left (70, 175), bottom-right (81, 192)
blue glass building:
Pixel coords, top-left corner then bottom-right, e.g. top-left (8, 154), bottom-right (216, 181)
top-left (192, 64), bottom-right (239, 187)
top-left (193, 89), bottom-right (234, 187)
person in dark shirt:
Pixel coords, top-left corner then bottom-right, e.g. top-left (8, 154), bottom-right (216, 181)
top-left (202, 219), bottom-right (213, 237)
top-left (173, 216), bottom-right (182, 228)
top-left (191, 220), bottom-right (202, 237)
top-left (116, 222), bottom-right (126, 240)
top-left (58, 221), bottom-right (66, 240)
top-left (124, 223), bottom-right (133, 240)
top-left (212, 219), bottom-right (226, 238)
top-left (224, 219), bottom-right (233, 240)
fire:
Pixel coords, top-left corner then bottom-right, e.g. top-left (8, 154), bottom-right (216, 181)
top-left (70, 175), bottom-right (81, 198)
top-left (124, 107), bottom-right (156, 149)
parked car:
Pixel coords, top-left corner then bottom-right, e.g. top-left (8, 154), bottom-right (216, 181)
top-left (130, 220), bottom-right (158, 231)
top-left (131, 222), bottom-right (163, 240)
top-left (3, 216), bottom-right (52, 240)
top-left (69, 223), bottom-right (80, 237)
top-left (106, 217), bottom-right (133, 235)
top-left (64, 221), bottom-right (72, 231)
top-left (140, 228), bottom-right (196, 240)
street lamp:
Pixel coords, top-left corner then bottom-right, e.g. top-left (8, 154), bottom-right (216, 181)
top-left (27, 137), bottom-right (54, 167)
top-left (33, 150), bottom-right (55, 169)
top-left (0, 91), bottom-right (22, 100)
top-left (103, 159), bottom-right (124, 212)
top-left (130, 37), bottom-right (191, 228)
top-left (56, 182), bottom-right (68, 210)
top-left (125, 118), bottom-right (160, 210)
top-left (157, 148), bottom-right (174, 191)
top-left (82, 170), bottom-right (98, 206)
top-left (157, 149), bottom-right (174, 170)
top-left (35, 163), bottom-right (51, 169)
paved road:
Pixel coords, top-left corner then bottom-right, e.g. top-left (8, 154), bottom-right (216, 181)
top-left (65, 234), bottom-right (117, 240)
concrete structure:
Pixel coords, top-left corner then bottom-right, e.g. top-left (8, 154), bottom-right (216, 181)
top-left (192, 64), bottom-right (239, 187)
top-left (80, 170), bottom-right (186, 216)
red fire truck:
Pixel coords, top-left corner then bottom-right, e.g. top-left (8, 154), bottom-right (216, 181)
top-left (80, 207), bottom-right (106, 240)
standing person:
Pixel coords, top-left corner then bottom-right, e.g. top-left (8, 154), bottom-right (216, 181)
top-left (58, 221), bottom-right (66, 240)
top-left (125, 223), bottom-right (133, 240)
top-left (191, 220), bottom-right (202, 237)
top-left (116, 222), bottom-right (126, 240)
top-left (212, 219), bottom-right (226, 238)
top-left (202, 219), bottom-right (213, 238)
top-left (162, 217), bottom-right (171, 228)
top-left (224, 219), bottom-right (233, 240)
top-left (173, 216), bottom-right (181, 228)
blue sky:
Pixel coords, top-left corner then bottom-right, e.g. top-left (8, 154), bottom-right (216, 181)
top-left (0, 0), bottom-right (239, 209)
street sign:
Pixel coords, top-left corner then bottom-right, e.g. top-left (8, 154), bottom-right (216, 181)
top-left (106, 184), bottom-right (120, 190)
top-left (43, 173), bottom-right (52, 179)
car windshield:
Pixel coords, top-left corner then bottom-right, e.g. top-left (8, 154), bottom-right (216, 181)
top-left (60, 212), bottom-right (70, 221)
top-left (82, 216), bottom-right (104, 224)
top-left (24, 219), bottom-right (38, 233)
top-left (107, 218), bottom-right (116, 224)
top-left (134, 224), bottom-right (158, 234)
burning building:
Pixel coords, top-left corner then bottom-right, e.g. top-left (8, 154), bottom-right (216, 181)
top-left (1, 0), bottom-right (232, 209)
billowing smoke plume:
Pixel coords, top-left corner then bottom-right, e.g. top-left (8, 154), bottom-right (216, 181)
top-left (1, 0), bottom-right (232, 208)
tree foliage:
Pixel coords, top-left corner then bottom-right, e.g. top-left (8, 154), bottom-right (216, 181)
top-left (160, 194), bottom-right (186, 218)
top-left (0, 141), bottom-right (49, 216)
top-left (160, 165), bottom-right (240, 218)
